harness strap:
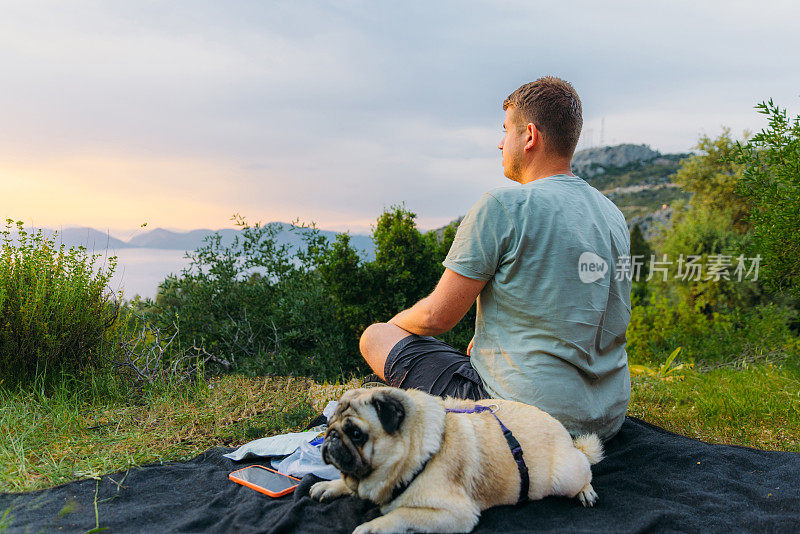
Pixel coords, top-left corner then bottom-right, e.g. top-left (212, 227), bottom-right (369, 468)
top-left (389, 455), bottom-right (432, 502)
top-left (389, 404), bottom-right (531, 504)
top-left (446, 405), bottom-right (530, 502)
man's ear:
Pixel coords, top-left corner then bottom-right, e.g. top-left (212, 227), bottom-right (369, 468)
top-left (371, 390), bottom-right (406, 434)
top-left (525, 123), bottom-right (538, 151)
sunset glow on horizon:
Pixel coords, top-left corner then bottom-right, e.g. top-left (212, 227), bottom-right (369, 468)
top-left (2, 1), bottom-right (798, 234)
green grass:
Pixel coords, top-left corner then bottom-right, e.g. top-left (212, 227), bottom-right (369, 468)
top-left (0, 375), bottom-right (356, 493)
top-left (1, 365), bottom-right (798, 495)
top-left (0, 507), bottom-right (12, 531)
top-left (630, 363), bottom-right (800, 451)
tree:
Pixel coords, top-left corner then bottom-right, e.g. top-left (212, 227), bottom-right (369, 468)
top-left (629, 224), bottom-right (652, 300)
top-left (673, 128), bottom-right (750, 233)
top-left (732, 99), bottom-right (800, 297)
top-left (368, 205), bottom-right (441, 319)
top-left (147, 208), bottom-right (473, 380)
top-left (653, 131), bottom-right (764, 312)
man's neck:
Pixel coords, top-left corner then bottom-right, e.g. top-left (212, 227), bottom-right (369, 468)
top-left (515, 159), bottom-right (574, 185)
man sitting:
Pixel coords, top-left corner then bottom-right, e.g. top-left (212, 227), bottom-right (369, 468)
top-left (359, 77), bottom-right (632, 440)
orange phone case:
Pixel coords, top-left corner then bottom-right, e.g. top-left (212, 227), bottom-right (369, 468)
top-left (229, 465), bottom-right (301, 497)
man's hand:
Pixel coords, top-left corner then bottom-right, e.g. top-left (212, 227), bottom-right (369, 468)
top-left (389, 268), bottom-right (487, 336)
top-left (467, 338), bottom-right (474, 356)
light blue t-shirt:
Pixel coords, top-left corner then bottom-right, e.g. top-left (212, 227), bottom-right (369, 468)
top-left (443, 174), bottom-right (632, 440)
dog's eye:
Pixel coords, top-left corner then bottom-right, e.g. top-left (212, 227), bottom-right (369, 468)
top-left (347, 426), bottom-right (366, 444)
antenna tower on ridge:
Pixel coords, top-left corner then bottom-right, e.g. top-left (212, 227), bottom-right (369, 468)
top-left (600, 117), bottom-right (605, 147)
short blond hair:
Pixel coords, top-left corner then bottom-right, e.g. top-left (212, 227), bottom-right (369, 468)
top-left (503, 77), bottom-right (583, 158)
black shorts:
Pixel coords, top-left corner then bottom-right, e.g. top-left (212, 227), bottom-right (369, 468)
top-left (383, 334), bottom-right (489, 400)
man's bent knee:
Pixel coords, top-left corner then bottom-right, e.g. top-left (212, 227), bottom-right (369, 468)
top-left (359, 322), bottom-right (412, 380)
top-left (359, 322), bottom-right (410, 357)
top-left (359, 323), bottom-right (382, 355)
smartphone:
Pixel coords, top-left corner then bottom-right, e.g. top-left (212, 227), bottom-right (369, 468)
top-left (229, 465), bottom-right (301, 497)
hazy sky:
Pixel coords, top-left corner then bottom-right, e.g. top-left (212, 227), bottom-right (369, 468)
top-left (1, 0), bottom-right (798, 235)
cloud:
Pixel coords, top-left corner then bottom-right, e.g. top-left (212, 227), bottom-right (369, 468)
top-left (1, 0), bottom-right (799, 231)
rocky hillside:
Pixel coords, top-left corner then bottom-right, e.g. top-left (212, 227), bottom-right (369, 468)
top-left (573, 144), bottom-right (661, 179)
top-left (571, 144), bottom-right (690, 240)
top-left (627, 207), bottom-right (674, 242)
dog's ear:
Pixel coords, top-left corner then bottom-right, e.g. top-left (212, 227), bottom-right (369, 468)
top-left (371, 390), bottom-right (405, 434)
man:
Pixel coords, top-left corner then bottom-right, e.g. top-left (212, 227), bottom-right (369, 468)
top-left (359, 77), bottom-right (631, 440)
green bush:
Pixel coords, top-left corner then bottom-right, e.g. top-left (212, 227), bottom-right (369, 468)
top-left (316, 206), bottom-right (472, 354)
top-left (627, 288), bottom-right (798, 367)
top-left (732, 99), bottom-right (800, 297)
top-left (624, 124), bottom-right (800, 373)
top-left (0, 220), bottom-right (119, 389)
top-left (649, 130), bottom-right (768, 314)
top-left (145, 207), bottom-right (473, 381)
top-left (143, 218), bottom-right (363, 380)
top-left (654, 203), bottom-right (765, 313)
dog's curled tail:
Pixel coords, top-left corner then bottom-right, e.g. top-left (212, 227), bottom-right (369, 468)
top-left (573, 434), bottom-right (604, 465)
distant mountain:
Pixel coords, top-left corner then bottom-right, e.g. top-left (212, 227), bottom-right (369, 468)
top-left (125, 224), bottom-right (374, 258)
top-left (573, 144), bottom-right (661, 179)
top-left (10, 227), bottom-right (129, 250)
top-left (627, 207), bottom-right (674, 242)
top-left (127, 228), bottom-right (242, 250)
top-left (9, 223), bottom-right (375, 259)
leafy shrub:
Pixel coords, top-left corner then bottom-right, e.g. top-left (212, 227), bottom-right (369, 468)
top-left (650, 130), bottom-right (768, 314)
top-left (0, 220), bottom-right (119, 389)
top-left (141, 218), bottom-right (361, 379)
top-left (626, 288), bottom-right (798, 367)
top-left (654, 204), bottom-right (765, 313)
top-left (316, 206), bottom-right (472, 354)
top-left (672, 128), bottom-right (750, 232)
top-left (144, 207), bottom-right (473, 381)
top-left (732, 99), bottom-right (800, 297)
top-left (626, 124), bottom-right (800, 373)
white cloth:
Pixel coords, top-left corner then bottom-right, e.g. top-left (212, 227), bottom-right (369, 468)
top-left (223, 401), bottom-right (339, 462)
top-left (223, 426), bottom-right (325, 461)
top-left (274, 441), bottom-right (340, 480)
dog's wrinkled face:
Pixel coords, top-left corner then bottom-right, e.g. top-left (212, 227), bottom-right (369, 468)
top-left (321, 388), bottom-right (406, 480)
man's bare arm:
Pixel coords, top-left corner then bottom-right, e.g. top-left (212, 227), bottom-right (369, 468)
top-left (389, 268), bottom-right (487, 336)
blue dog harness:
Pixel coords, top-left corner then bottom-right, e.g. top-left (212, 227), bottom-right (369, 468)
top-left (389, 404), bottom-right (530, 503)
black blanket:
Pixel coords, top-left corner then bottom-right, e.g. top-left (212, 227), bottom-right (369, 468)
top-left (2, 417), bottom-right (799, 533)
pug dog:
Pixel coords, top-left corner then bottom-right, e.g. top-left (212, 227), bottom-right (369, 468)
top-left (310, 387), bottom-right (603, 534)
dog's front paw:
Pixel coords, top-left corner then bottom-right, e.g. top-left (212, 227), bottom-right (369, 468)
top-left (577, 483), bottom-right (598, 507)
top-left (353, 519), bottom-right (386, 534)
top-left (310, 479), bottom-right (350, 502)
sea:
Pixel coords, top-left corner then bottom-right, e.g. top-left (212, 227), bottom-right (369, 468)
top-left (104, 248), bottom-right (192, 300)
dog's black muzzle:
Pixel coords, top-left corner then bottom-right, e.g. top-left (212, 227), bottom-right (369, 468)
top-left (321, 428), bottom-right (371, 479)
